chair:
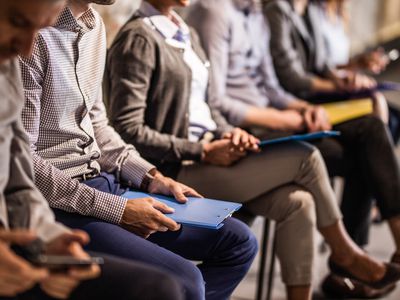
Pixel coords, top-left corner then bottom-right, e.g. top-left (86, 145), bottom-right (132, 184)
top-left (256, 219), bottom-right (277, 300)
top-left (234, 209), bottom-right (277, 300)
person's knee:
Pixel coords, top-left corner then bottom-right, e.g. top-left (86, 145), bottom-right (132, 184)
top-left (178, 261), bottom-right (205, 299)
top-left (143, 271), bottom-right (184, 300)
top-left (221, 218), bottom-right (258, 261)
top-left (360, 115), bottom-right (388, 138)
top-left (280, 190), bottom-right (317, 228)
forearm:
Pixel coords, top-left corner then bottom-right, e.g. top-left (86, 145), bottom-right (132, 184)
top-left (286, 99), bottom-right (311, 112)
top-left (311, 77), bottom-right (336, 93)
top-left (242, 106), bottom-right (297, 130)
top-left (31, 153), bottom-right (126, 224)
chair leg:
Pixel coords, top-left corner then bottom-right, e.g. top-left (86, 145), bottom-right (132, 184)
top-left (256, 219), bottom-right (270, 300)
top-left (266, 235), bottom-right (277, 300)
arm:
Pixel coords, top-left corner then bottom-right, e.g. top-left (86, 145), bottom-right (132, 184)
top-left (264, 3), bottom-right (321, 96)
top-left (188, 5), bottom-right (254, 126)
top-left (19, 39), bottom-right (127, 225)
top-left (7, 117), bottom-right (69, 243)
top-left (106, 32), bottom-right (203, 163)
top-left (260, 26), bottom-right (297, 110)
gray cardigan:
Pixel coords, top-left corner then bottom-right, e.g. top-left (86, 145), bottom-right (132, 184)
top-left (264, 0), bottom-right (331, 99)
top-left (106, 13), bottom-right (233, 177)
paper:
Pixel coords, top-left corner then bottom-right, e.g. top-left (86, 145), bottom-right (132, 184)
top-left (322, 98), bottom-right (373, 125)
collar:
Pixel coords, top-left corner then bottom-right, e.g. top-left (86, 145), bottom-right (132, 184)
top-left (54, 6), bottom-right (96, 33)
top-left (139, 1), bottom-right (189, 40)
top-left (232, 0), bottom-right (260, 13)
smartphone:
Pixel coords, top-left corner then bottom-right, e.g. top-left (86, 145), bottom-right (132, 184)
top-left (31, 254), bottom-right (104, 272)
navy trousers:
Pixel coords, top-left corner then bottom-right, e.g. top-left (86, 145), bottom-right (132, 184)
top-left (1, 253), bottom-right (183, 300)
top-left (54, 173), bottom-right (258, 300)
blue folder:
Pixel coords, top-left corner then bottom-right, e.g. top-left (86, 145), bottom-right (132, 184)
top-left (259, 130), bottom-right (341, 147)
top-left (122, 191), bottom-right (242, 230)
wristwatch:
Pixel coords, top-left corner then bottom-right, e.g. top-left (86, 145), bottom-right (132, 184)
top-left (140, 170), bottom-right (156, 191)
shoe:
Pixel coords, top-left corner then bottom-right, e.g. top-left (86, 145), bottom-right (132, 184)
top-left (321, 273), bottom-right (396, 299)
top-left (328, 259), bottom-right (400, 290)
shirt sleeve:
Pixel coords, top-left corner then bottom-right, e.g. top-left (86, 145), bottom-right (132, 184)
top-left (260, 26), bottom-right (297, 109)
top-left (90, 86), bottom-right (155, 188)
top-left (7, 117), bottom-right (69, 243)
top-left (188, 4), bottom-right (253, 126)
top-left (19, 37), bottom-right (127, 225)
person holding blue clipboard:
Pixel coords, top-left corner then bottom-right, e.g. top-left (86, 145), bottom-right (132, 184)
top-left (106, 1), bottom-right (400, 299)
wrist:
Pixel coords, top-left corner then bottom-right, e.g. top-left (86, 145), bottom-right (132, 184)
top-left (201, 143), bottom-right (211, 162)
top-left (140, 169), bottom-right (157, 192)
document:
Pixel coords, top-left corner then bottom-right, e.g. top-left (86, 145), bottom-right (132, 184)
top-left (122, 191), bottom-right (242, 230)
top-left (322, 98), bottom-right (373, 125)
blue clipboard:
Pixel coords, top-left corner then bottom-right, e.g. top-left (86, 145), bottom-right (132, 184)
top-left (259, 131), bottom-right (341, 147)
top-left (122, 191), bottom-right (242, 230)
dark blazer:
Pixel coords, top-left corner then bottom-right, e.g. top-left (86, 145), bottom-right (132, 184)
top-left (106, 13), bottom-right (233, 177)
top-left (264, 0), bottom-right (331, 99)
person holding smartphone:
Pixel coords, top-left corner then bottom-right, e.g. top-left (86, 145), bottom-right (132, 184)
top-left (0, 1), bottom-right (183, 299)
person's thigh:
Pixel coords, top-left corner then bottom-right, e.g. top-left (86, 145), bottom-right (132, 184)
top-left (54, 210), bottom-right (205, 300)
top-left (70, 253), bottom-right (184, 300)
top-left (10, 254), bottom-right (183, 300)
top-left (177, 142), bottom-right (315, 203)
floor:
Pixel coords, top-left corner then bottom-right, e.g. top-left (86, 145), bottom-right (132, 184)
top-left (232, 218), bottom-right (400, 300)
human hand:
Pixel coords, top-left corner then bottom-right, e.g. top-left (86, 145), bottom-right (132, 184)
top-left (303, 106), bottom-right (332, 132)
top-left (148, 172), bottom-right (202, 203)
top-left (336, 71), bottom-right (377, 91)
top-left (279, 110), bottom-right (306, 132)
top-left (359, 48), bottom-right (389, 74)
top-left (222, 128), bottom-right (260, 152)
top-left (202, 139), bottom-right (247, 166)
top-left (121, 197), bottom-right (181, 238)
top-left (0, 230), bottom-right (48, 297)
top-left (40, 231), bottom-right (101, 299)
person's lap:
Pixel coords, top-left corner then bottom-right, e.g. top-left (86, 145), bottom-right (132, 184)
top-left (177, 141), bottom-right (315, 203)
top-left (1, 252), bottom-right (183, 300)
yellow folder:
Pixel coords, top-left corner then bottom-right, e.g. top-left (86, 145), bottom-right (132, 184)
top-left (322, 98), bottom-right (373, 125)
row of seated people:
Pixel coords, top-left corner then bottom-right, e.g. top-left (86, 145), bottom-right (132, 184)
top-left (1, 0), bottom-right (400, 299)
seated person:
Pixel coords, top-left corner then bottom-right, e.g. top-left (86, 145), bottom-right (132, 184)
top-left (18, 1), bottom-right (258, 299)
top-left (188, 0), bottom-right (400, 250)
top-left (105, 1), bottom-right (400, 299)
top-left (314, 0), bottom-right (389, 74)
top-left (264, 0), bottom-right (379, 100)
top-left (0, 1), bottom-right (183, 300)
top-left (312, 0), bottom-right (400, 144)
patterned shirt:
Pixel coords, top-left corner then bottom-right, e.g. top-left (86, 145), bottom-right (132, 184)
top-left (19, 7), bottom-right (154, 224)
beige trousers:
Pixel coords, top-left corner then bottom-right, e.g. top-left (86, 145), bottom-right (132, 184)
top-left (177, 142), bottom-right (342, 286)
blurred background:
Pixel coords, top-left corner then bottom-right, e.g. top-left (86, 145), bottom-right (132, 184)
top-left (95, 1), bottom-right (400, 299)
top-left (95, 0), bottom-right (400, 54)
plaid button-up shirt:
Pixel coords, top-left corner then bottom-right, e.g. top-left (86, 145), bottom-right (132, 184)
top-left (20, 7), bottom-right (154, 224)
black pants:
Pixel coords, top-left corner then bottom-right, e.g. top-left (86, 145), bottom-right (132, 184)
top-left (255, 115), bottom-right (400, 246)
top-left (1, 253), bottom-right (183, 300)
top-left (312, 115), bottom-right (400, 246)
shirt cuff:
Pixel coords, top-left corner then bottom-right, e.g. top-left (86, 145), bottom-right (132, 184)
top-left (224, 99), bottom-right (252, 127)
top-left (93, 190), bottom-right (127, 224)
top-left (121, 155), bottom-right (155, 188)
